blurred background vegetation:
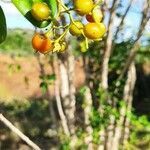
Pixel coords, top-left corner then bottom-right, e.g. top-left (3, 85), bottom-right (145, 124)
top-left (0, 28), bottom-right (149, 150)
top-left (0, 0), bottom-right (150, 149)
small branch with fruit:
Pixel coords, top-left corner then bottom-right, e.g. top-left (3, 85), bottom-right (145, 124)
top-left (10, 0), bottom-right (106, 54)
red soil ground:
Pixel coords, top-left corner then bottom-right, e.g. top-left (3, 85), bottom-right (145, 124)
top-left (0, 54), bottom-right (85, 100)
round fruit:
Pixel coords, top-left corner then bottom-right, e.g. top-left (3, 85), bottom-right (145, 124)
top-left (92, 6), bottom-right (103, 23)
top-left (32, 33), bottom-right (53, 54)
top-left (83, 23), bottom-right (106, 39)
top-left (73, 0), bottom-right (94, 16)
top-left (69, 21), bottom-right (84, 36)
top-left (31, 2), bottom-right (51, 21)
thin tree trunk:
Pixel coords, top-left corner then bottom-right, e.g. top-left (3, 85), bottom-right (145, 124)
top-left (112, 63), bottom-right (136, 150)
top-left (59, 52), bottom-right (76, 136)
top-left (67, 49), bottom-right (76, 135)
top-left (53, 59), bottom-right (70, 136)
top-left (0, 114), bottom-right (41, 150)
top-left (83, 86), bottom-right (93, 149)
top-left (100, 1), bottom-right (120, 149)
top-left (122, 63), bottom-right (136, 146)
top-left (66, 49), bottom-right (78, 148)
top-left (81, 56), bottom-right (94, 149)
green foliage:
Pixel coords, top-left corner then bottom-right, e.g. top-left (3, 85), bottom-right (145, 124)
top-left (40, 74), bottom-right (56, 94)
top-left (0, 6), bottom-right (7, 44)
top-left (0, 29), bottom-right (33, 55)
top-left (136, 45), bottom-right (150, 64)
top-left (124, 114), bottom-right (150, 149)
top-left (0, 99), bottom-right (56, 149)
top-left (8, 63), bottom-right (21, 74)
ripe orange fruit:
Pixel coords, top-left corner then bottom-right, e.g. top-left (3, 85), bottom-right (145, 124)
top-left (31, 2), bottom-right (51, 21)
top-left (73, 0), bottom-right (94, 16)
top-left (69, 21), bottom-right (84, 36)
top-left (83, 23), bottom-right (106, 39)
top-left (32, 33), bottom-right (53, 54)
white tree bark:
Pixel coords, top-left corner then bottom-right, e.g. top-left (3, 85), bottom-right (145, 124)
top-left (59, 52), bottom-right (76, 136)
top-left (84, 86), bottom-right (93, 150)
top-left (67, 51), bottom-right (76, 135)
top-left (53, 60), bottom-right (70, 136)
top-left (0, 114), bottom-right (41, 150)
top-left (112, 63), bottom-right (136, 150)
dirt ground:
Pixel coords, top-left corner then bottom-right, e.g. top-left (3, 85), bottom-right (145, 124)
top-left (0, 54), bottom-right (85, 101)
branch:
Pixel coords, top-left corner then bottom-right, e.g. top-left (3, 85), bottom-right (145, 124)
top-left (0, 114), bottom-right (41, 150)
top-left (118, 0), bottom-right (150, 80)
top-left (100, 0), bottom-right (120, 89)
top-left (53, 59), bottom-right (70, 137)
top-left (114, 0), bottom-right (134, 40)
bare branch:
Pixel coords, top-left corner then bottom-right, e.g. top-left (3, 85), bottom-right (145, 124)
top-left (118, 0), bottom-right (150, 80)
top-left (0, 114), bottom-right (41, 150)
top-left (112, 62), bottom-right (136, 150)
top-left (114, 0), bottom-right (134, 40)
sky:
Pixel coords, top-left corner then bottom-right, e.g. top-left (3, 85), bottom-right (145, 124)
top-left (0, 1), bottom-right (34, 29)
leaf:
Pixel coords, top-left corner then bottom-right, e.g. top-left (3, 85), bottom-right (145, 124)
top-left (12, 0), bottom-right (57, 28)
top-left (0, 6), bottom-right (7, 44)
top-left (47, 0), bottom-right (57, 18)
top-left (40, 82), bottom-right (48, 94)
top-left (46, 74), bottom-right (56, 81)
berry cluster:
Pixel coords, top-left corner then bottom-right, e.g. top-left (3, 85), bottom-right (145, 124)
top-left (30, 0), bottom-right (106, 54)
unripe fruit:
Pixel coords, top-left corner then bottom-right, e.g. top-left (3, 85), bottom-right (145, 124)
top-left (73, 0), bottom-right (94, 16)
top-left (32, 33), bottom-right (53, 54)
top-left (31, 2), bottom-right (51, 21)
top-left (92, 6), bottom-right (103, 23)
top-left (69, 21), bottom-right (84, 36)
top-left (83, 23), bottom-right (106, 39)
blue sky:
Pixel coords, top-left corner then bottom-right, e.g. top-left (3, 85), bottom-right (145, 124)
top-left (0, 1), bottom-right (34, 29)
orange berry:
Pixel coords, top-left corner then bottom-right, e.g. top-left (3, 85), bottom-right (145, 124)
top-left (32, 33), bottom-right (53, 54)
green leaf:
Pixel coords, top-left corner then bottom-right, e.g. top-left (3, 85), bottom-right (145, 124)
top-left (12, 0), bottom-right (57, 28)
top-left (47, 0), bottom-right (57, 18)
top-left (40, 82), bottom-right (48, 94)
top-left (46, 74), bottom-right (56, 81)
top-left (0, 6), bottom-right (7, 44)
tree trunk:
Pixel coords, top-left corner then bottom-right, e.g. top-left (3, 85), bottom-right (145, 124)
top-left (59, 51), bottom-right (76, 135)
top-left (122, 64), bottom-right (136, 146)
top-left (67, 50), bottom-right (76, 135)
top-left (84, 86), bottom-right (93, 149)
top-left (112, 63), bottom-right (136, 150)
top-left (53, 59), bottom-right (70, 136)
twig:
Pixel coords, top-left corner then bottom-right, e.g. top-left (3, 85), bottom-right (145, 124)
top-left (118, 0), bottom-right (150, 80)
top-left (0, 114), bottom-right (41, 150)
top-left (114, 0), bottom-right (134, 40)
